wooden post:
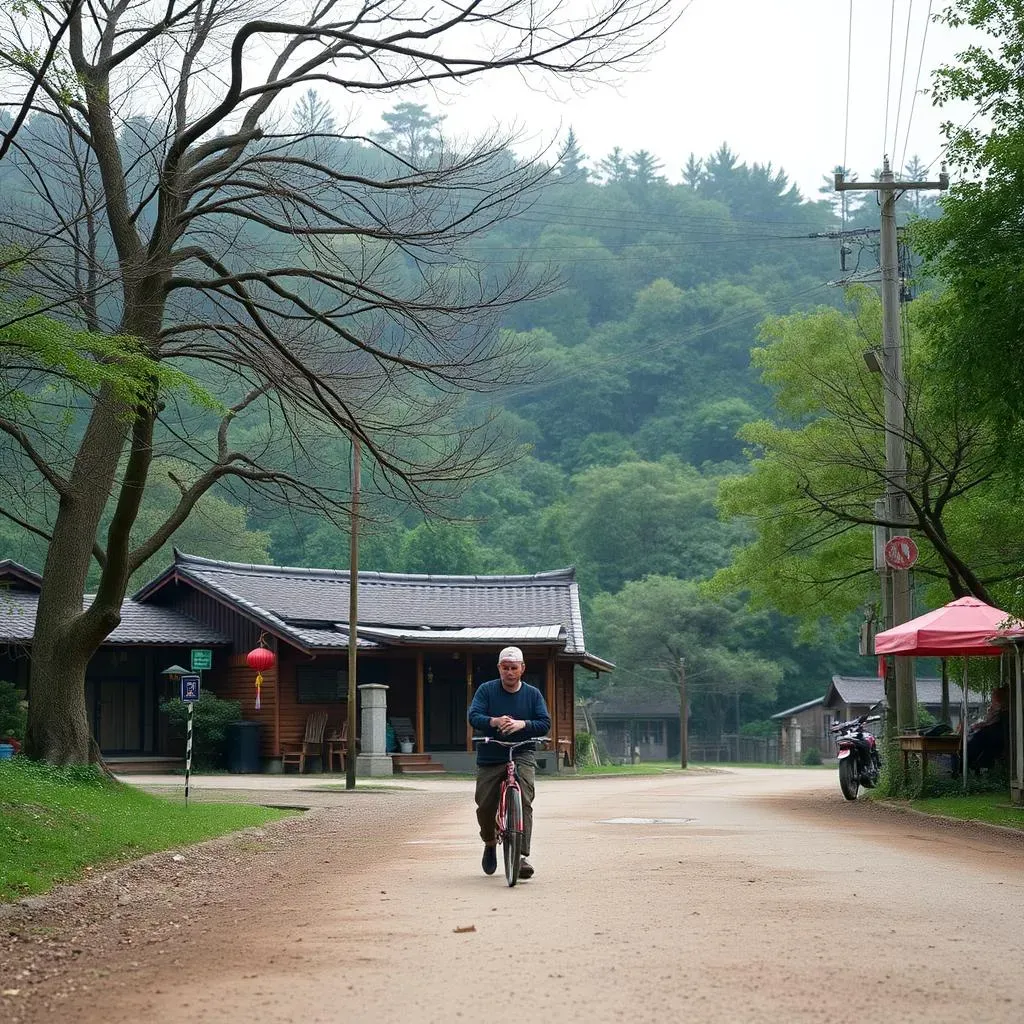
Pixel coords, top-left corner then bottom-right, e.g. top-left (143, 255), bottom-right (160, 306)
top-left (345, 436), bottom-right (360, 791)
top-left (679, 657), bottom-right (688, 769)
top-left (465, 652), bottom-right (474, 752)
top-left (546, 654), bottom-right (556, 755)
top-left (273, 640), bottom-right (281, 758)
top-left (416, 651), bottom-right (425, 754)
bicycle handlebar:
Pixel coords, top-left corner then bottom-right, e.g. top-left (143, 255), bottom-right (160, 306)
top-left (472, 736), bottom-right (551, 747)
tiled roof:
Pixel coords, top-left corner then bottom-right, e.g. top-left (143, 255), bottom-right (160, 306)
top-left (0, 591), bottom-right (232, 646)
top-left (589, 694), bottom-right (680, 718)
top-left (0, 560), bottom-right (42, 591)
top-left (356, 624), bottom-right (566, 645)
top-left (135, 551), bottom-right (609, 666)
top-left (827, 675), bottom-right (983, 708)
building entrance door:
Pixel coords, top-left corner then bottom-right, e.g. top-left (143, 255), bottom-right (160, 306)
top-left (427, 666), bottom-right (468, 749)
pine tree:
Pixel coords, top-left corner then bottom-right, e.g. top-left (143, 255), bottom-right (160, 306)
top-left (597, 146), bottom-right (630, 184)
top-left (628, 149), bottom-right (664, 187)
top-left (293, 89), bottom-right (336, 134)
top-left (557, 128), bottom-right (588, 180)
top-left (682, 153), bottom-right (704, 190)
top-left (819, 164), bottom-right (861, 221)
top-left (374, 102), bottom-right (445, 165)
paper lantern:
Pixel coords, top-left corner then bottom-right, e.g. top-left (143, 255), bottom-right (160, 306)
top-left (246, 644), bottom-right (276, 710)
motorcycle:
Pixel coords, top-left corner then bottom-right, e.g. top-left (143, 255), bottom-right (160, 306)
top-left (830, 709), bottom-right (882, 800)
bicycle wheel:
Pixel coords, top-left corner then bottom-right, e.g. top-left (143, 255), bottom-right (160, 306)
top-left (502, 786), bottom-right (523, 887)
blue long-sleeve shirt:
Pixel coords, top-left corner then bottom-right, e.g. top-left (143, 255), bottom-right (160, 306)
top-left (468, 679), bottom-right (551, 766)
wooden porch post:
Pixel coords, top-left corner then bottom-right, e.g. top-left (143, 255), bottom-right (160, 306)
top-left (546, 653), bottom-right (557, 755)
top-left (273, 638), bottom-right (281, 757)
top-left (465, 652), bottom-right (474, 752)
top-left (416, 651), bottom-right (425, 753)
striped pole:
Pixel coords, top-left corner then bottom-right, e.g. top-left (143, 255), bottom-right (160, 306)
top-left (185, 702), bottom-right (193, 807)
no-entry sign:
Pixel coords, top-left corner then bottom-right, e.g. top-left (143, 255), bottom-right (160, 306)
top-left (884, 535), bottom-right (918, 570)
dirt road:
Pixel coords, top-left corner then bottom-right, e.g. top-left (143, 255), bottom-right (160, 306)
top-left (4, 768), bottom-right (1024, 1023)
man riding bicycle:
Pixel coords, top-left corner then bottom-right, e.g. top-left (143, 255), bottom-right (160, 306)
top-left (468, 646), bottom-right (551, 880)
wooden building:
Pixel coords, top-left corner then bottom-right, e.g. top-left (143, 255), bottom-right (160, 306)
top-left (2, 552), bottom-right (612, 771)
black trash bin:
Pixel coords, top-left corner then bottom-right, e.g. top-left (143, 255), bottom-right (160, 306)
top-left (226, 720), bottom-right (262, 773)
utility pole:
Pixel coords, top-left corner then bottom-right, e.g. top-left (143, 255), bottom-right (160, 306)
top-left (678, 657), bottom-right (688, 769)
top-left (346, 436), bottom-right (360, 791)
top-left (835, 159), bottom-right (947, 732)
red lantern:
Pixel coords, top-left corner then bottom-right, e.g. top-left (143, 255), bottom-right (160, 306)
top-left (246, 642), bottom-right (276, 710)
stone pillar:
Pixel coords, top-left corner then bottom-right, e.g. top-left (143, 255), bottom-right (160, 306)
top-left (356, 683), bottom-right (393, 777)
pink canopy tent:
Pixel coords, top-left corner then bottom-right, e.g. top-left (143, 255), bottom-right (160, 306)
top-left (874, 596), bottom-right (1023, 657)
top-left (874, 596), bottom-right (1024, 788)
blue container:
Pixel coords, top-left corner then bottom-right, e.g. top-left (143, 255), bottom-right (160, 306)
top-left (0, 743), bottom-right (14, 760)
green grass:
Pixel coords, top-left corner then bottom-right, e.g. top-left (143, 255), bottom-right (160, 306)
top-left (908, 791), bottom-right (1024, 830)
top-left (0, 757), bottom-right (296, 903)
top-left (575, 760), bottom-right (687, 776)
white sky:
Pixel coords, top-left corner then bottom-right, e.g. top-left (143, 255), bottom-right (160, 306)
top-left (355, 0), bottom-right (980, 200)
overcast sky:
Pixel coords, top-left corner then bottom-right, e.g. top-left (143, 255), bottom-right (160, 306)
top-left (357, 0), bottom-right (979, 200)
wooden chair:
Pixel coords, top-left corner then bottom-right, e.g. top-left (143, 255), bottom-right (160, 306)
top-left (281, 711), bottom-right (328, 773)
top-left (325, 721), bottom-right (358, 772)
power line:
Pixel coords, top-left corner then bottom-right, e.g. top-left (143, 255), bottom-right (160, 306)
top-left (891, 0), bottom-right (916, 164)
top-left (883, 0), bottom-right (898, 158)
top-left (843, 0), bottom-right (854, 178)
top-left (900, 0), bottom-right (933, 173)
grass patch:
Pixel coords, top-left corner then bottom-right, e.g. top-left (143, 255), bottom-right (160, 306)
top-left (908, 791), bottom-right (1024, 831)
top-left (0, 757), bottom-right (296, 903)
top-left (575, 760), bottom-right (687, 776)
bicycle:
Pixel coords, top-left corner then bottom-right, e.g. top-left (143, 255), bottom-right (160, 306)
top-left (472, 736), bottom-right (548, 887)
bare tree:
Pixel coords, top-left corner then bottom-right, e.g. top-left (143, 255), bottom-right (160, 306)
top-left (0, 0), bottom-right (675, 764)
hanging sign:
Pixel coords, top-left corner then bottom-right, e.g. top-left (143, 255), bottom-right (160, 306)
top-left (884, 535), bottom-right (918, 570)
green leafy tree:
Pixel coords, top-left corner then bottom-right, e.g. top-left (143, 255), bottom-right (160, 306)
top-left (913, 0), bottom-right (1024, 433)
top-left (589, 575), bottom-right (783, 741)
top-left (567, 457), bottom-right (746, 594)
top-left (708, 290), bottom-right (1024, 623)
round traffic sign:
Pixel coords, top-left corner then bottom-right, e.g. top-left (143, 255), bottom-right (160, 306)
top-left (884, 535), bottom-right (918, 570)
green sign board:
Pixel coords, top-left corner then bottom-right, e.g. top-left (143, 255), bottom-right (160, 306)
top-left (190, 648), bottom-right (212, 671)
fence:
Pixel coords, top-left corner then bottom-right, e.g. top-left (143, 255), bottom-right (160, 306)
top-left (687, 734), bottom-right (780, 764)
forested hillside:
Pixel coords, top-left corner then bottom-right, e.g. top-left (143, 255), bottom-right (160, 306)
top-left (3, 98), bottom-right (934, 737)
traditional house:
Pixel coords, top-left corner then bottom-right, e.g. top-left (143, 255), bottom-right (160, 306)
top-left (770, 675), bottom-right (986, 763)
top-left (0, 559), bottom-right (232, 760)
top-left (822, 674), bottom-right (983, 731)
top-left (1, 552), bottom-right (611, 772)
top-left (771, 697), bottom-right (830, 764)
top-left (586, 695), bottom-right (682, 762)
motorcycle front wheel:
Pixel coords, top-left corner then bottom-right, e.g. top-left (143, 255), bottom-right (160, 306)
top-left (839, 756), bottom-right (860, 800)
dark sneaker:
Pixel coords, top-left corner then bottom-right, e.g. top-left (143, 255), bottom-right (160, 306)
top-left (518, 857), bottom-right (534, 880)
top-left (482, 845), bottom-right (497, 875)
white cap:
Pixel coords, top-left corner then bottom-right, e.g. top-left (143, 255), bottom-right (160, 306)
top-left (498, 646), bottom-right (525, 664)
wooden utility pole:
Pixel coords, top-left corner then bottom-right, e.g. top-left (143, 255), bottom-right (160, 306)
top-left (678, 657), bottom-right (688, 769)
top-left (346, 437), bottom-right (360, 791)
top-left (835, 159), bottom-right (947, 733)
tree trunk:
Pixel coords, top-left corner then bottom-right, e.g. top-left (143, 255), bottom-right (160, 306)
top-left (24, 636), bottom-right (94, 764)
top-left (25, 388), bottom-right (133, 763)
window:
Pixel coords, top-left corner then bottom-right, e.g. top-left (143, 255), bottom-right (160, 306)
top-left (635, 720), bottom-right (665, 746)
top-left (296, 665), bottom-right (346, 703)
